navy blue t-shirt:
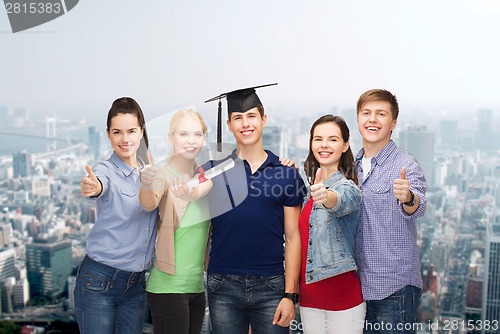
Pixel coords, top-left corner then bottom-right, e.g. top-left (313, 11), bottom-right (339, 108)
top-left (203, 150), bottom-right (306, 276)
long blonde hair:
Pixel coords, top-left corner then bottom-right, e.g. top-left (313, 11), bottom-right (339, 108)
top-left (169, 109), bottom-right (207, 135)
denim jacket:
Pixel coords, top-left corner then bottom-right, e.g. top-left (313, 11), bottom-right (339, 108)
top-left (303, 171), bottom-right (362, 284)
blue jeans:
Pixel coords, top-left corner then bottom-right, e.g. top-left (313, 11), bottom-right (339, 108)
top-left (364, 285), bottom-right (421, 334)
top-left (207, 274), bottom-right (289, 334)
top-left (74, 255), bottom-right (147, 334)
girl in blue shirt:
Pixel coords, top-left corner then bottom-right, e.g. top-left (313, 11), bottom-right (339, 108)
top-left (75, 97), bottom-right (158, 334)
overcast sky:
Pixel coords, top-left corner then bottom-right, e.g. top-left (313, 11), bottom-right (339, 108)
top-left (1, 0), bottom-right (500, 125)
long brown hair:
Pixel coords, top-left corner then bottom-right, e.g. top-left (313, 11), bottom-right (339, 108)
top-left (304, 115), bottom-right (358, 185)
top-left (106, 97), bottom-right (149, 164)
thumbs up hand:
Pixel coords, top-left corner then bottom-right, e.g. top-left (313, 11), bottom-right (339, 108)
top-left (310, 168), bottom-right (328, 205)
top-left (140, 164), bottom-right (158, 186)
top-left (393, 166), bottom-right (411, 203)
top-left (81, 165), bottom-right (101, 197)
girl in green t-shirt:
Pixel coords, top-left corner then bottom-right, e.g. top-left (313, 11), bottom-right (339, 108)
top-left (139, 109), bottom-right (211, 334)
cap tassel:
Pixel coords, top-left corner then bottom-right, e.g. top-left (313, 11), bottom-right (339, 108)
top-left (217, 98), bottom-right (222, 152)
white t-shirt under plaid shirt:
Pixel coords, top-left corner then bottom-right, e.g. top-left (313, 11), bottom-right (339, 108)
top-left (354, 140), bottom-right (427, 301)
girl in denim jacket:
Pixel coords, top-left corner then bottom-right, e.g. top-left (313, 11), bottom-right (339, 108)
top-left (298, 115), bottom-right (366, 334)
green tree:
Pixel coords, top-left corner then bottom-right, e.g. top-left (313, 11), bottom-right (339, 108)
top-left (0, 320), bottom-right (21, 334)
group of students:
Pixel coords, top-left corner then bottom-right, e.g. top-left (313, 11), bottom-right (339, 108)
top-left (74, 86), bottom-right (427, 334)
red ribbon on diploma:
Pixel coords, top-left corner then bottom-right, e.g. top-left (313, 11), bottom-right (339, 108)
top-left (197, 166), bottom-right (208, 183)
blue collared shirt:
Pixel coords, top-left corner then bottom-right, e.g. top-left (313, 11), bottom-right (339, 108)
top-left (203, 150), bottom-right (306, 276)
top-left (354, 140), bottom-right (427, 300)
top-left (86, 152), bottom-right (158, 272)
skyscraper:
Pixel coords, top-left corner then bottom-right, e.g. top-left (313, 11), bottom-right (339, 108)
top-left (466, 276), bottom-right (483, 309)
top-left (439, 120), bottom-right (459, 149)
top-left (0, 249), bottom-right (16, 313)
top-left (0, 248), bottom-right (16, 281)
top-left (12, 279), bottom-right (29, 308)
top-left (0, 223), bottom-right (12, 248)
top-left (482, 224), bottom-right (500, 334)
top-left (477, 109), bottom-right (494, 153)
top-left (263, 125), bottom-right (287, 158)
top-left (398, 125), bottom-right (435, 188)
top-left (25, 238), bottom-right (72, 301)
top-left (0, 278), bottom-right (15, 313)
top-left (13, 150), bottom-right (32, 178)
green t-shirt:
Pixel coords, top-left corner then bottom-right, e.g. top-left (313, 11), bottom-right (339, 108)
top-left (146, 198), bottom-right (210, 294)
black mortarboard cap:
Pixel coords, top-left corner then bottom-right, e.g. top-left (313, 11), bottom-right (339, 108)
top-left (205, 83), bottom-right (277, 151)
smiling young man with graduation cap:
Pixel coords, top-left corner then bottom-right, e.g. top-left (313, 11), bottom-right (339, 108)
top-left (203, 83), bottom-right (306, 333)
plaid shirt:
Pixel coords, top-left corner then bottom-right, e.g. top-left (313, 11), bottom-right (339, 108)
top-left (354, 140), bottom-right (427, 300)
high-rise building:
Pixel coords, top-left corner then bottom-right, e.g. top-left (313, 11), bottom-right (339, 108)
top-left (439, 120), bottom-right (459, 149)
top-left (88, 126), bottom-right (100, 160)
top-left (482, 224), bottom-right (500, 334)
top-left (13, 150), bottom-right (32, 177)
top-left (25, 238), bottom-right (72, 300)
top-left (263, 126), bottom-right (287, 158)
top-left (0, 223), bottom-right (12, 247)
top-left (32, 176), bottom-right (51, 198)
top-left (0, 248), bottom-right (16, 281)
top-left (477, 109), bottom-right (494, 153)
top-left (466, 276), bottom-right (483, 309)
top-left (12, 278), bottom-right (29, 308)
top-left (398, 125), bottom-right (435, 188)
top-left (429, 237), bottom-right (448, 273)
top-left (0, 278), bottom-right (14, 313)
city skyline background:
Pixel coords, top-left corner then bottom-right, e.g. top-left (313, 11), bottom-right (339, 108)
top-left (1, 2), bottom-right (500, 332)
top-left (1, 0), bottom-right (500, 127)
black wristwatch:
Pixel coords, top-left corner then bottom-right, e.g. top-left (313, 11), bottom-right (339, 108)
top-left (283, 293), bottom-right (299, 304)
top-left (403, 190), bottom-right (416, 207)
